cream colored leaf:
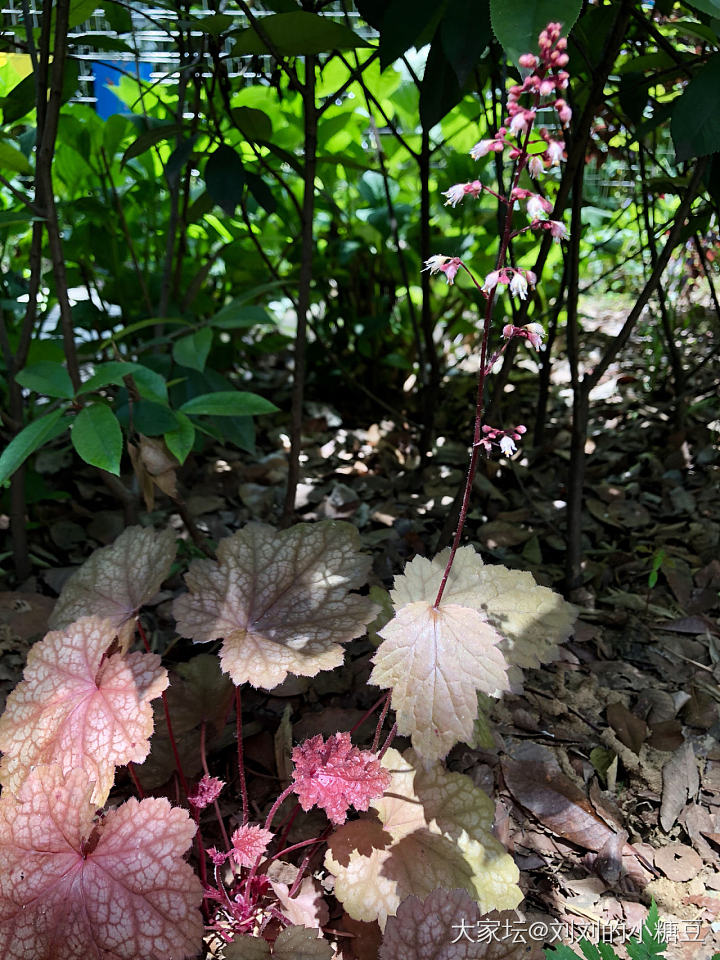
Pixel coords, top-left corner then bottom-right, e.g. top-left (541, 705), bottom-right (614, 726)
top-left (270, 877), bottom-right (329, 932)
top-left (474, 564), bottom-right (577, 669)
top-left (0, 616), bottom-right (168, 806)
top-left (369, 602), bottom-right (509, 760)
top-left (325, 749), bottom-right (521, 930)
top-left (172, 521), bottom-right (377, 689)
top-left (388, 546), bottom-right (576, 671)
top-left (48, 525), bottom-right (177, 650)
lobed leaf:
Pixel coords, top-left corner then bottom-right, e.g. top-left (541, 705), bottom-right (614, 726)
top-left (370, 601), bottom-right (510, 761)
top-left (0, 765), bottom-right (203, 959)
top-left (291, 732), bottom-right (391, 824)
top-left (390, 547), bottom-right (576, 671)
top-left (173, 521), bottom-right (378, 689)
top-left (325, 748), bottom-right (522, 930)
top-left (380, 890), bottom-right (532, 959)
top-left (48, 525), bottom-right (177, 649)
top-left (0, 616), bottom-right (168, 806)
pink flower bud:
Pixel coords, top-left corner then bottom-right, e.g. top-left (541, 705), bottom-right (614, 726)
top-left (519, 53), bottom-right (538, 69)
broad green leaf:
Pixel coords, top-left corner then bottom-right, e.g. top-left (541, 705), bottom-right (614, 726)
top-left (0, 139), bottom-right (32, 174)
top-left (172, 328), bottom-right (213, 372)
top-left (164, 411), bottom-right (195, 465)
top-left (205, 145), bottom-right (245, 215)
top-left (375, 0), bottom-right (442, 70)
top-left (98, 317), bottom-right (191, 350)
top-left (671, 53), bottom-right (720, 160)
top-left (231, 11), bottom-right (369, 57)
top-left (441, 0), bottom-right (492, 87)
top-left (121, 123), bottom-right (183, 165)
top-left (1, 73), bottom-right (36, 125)
top-left (0, 409), bottom-right (67, 486)
top-left (79, 361), bottom-right (168, 404)
top-left (15, 362), bottom-right (74, 399)
top-left (419, 31), bottom-right (462, 128)
top-left (210, 302), bottom-right (274, 330)
top-left (684, 0), bottom-right (720, 15)
top-left (71, 404), bottom-right (123, 475)
top-left (490, 0), bottom-right (583, 65)
top-left (179, 391), bottom-right (279, 417)
top-left (124, 400), bottom-right (179, 436)
top-left (230, 106), bottom-right (273, 141)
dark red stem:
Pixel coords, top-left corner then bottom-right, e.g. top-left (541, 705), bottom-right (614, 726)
top-left (235, 685), bottom-right (249, 826)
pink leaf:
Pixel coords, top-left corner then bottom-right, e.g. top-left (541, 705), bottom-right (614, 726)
top-left (48, 525), bottom-right (177, 649)
top-left (0, 616), bottom-right (168, 806)
top-left (0, 764), bottom-right (203, 960)
top-left (291, 733), bottom-right (390, 825)
top-left (188, 774), bottom-right (225, 809)
top-left (231, 824), bottom-right (274, 867)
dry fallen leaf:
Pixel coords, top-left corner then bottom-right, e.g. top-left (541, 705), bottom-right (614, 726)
top-left (325, 748), bottom-right (521, 930)
top-left (48, 525), bottom-right (177, 650)
top-left (0, 616), bottom-right (168, 806)
top-left (173, 521), bottom-right (378, 689)
top-left (0, 764), bottom-right (203, 959)
top-left (660, 741), bottom-right (700, 832)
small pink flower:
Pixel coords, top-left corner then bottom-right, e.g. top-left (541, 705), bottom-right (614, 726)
top-left (512, 187), bottom-right (532, 200)
top-left (482, 270), bottom-right (501, 293)
top-left (524, 322), bottom-right (545, 349)
top-left (509, 272), bottom-right (529, 300)
top-left (470, 139), bottom-right (501, 159)
top-left (442, 184), bottom-right (467, 207)
top-left (423, 254), bottom-right (462, 284)
top-left (526, 194), bottom-right (552, 219)
top-left (518, 53), bottom-right (538, 69)
top-left (499, 435), bottom-right (517, 457)
top-left (525, 270), bottom-right (537, 287)
top-left (555, 99), bottom-right (572, 127)
top-left (549, 220), bottom-right (569, 241)
top-left (539, 79), bottom-right (555, 97)
top-left (528, 155), bottom-right (544, 179)
top-left (546, 140), bottom-right (565, 165)
top-left (509, 110), bottom-right (534, 137)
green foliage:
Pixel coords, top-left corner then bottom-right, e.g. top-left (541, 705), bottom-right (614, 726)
top-left (490, 0), bottom-right (583, 64)
top-left (71, 404), bottom-right (123, 475)
top-left (544, 902), bottom-right (668, 960)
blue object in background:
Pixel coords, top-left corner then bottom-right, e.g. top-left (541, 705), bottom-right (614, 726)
top-left (92, 60), bottom-right (153, 119)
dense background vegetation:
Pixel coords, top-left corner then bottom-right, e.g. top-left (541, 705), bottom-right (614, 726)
top-left (0, 0), bottom-right (718, 594)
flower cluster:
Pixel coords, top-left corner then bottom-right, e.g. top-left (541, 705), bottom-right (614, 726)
top-left (423, 254), bottom-right (463, 285)
top-left (482, 268), bottom-right (536, 300)
top-left (476, 424), bottom-right (527, 458)
top-left (502, 322), bottom-right (546, 350)
top-left (423, 23), bottom-right (571, 464)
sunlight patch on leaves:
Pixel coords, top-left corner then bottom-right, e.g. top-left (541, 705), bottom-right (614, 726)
top-left (370, 602), bottom-right (510, 760)
top-left (0, 616), bottom-right (168, 806)
top-left (173, 521), bottom-right (378, 689)
top-left (325, 749), bottom-right (522, 930)
top-left (0, 765), bottom-right (203, 959)
top-left (388, 546), bottom-right (576, 671)
top-left (48, 525), bottom-right (177, 650)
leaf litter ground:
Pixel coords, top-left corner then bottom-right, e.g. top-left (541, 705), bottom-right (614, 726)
top-left (0, 296), bottom-right (719, 959)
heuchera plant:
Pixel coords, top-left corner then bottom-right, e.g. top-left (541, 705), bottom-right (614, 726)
top-left (0, 25), bottom-right (576, 960)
